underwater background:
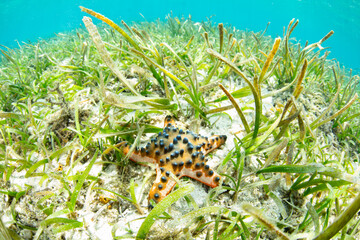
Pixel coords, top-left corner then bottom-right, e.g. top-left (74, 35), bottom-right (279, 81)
top-left (0, 0), bottom-right (359, 72)
top-left (1, 1), bottom-right (360, 239)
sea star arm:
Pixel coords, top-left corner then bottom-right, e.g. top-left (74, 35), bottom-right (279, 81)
top-left (181, 170), bottom-right (221, 188)
top-left (202, 135), bottom-right (227, 155)
top-left (148, 167), bottom-right (177, 202)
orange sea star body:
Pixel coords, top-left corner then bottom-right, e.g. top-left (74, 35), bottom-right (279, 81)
top-left (120, 116), bottom-right (227, 203)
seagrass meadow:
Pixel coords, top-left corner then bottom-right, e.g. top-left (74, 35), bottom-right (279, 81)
top-left (1, 6), bottom-right (360, 240)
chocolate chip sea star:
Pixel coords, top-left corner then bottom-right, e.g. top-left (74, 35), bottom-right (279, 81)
top-left (116, 116), bottom-right (227, 203)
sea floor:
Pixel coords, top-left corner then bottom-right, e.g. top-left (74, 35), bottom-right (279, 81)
top-left (1, 12), bottom-right (360, 240)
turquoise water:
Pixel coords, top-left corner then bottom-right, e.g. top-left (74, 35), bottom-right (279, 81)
top-left (0, 0), bottom-right (359, 72)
